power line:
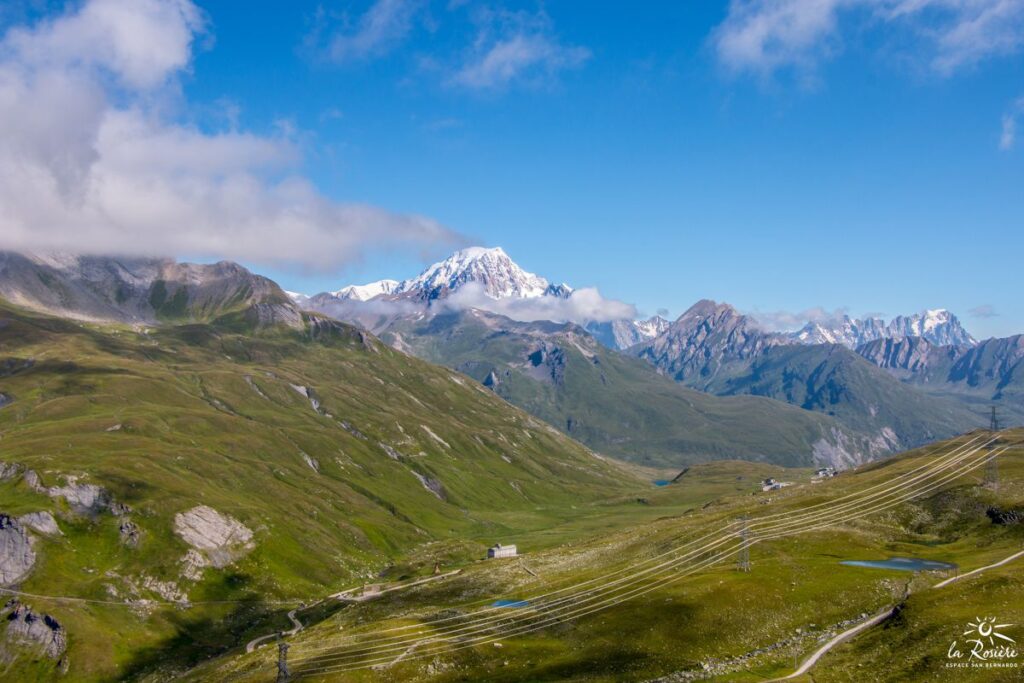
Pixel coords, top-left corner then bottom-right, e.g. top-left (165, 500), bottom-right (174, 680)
top-left (289, 440), bottom-right (1000, 675)
top-left (289, 437), bottom-right (993, 665)
top-left (737, 516), bottom-right (751, 572)
top-left (986, 405), bottom-right (1000, 491)
top-left (292, 435), bottom-right (991, 661)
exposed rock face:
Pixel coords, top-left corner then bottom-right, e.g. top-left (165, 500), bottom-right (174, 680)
top-left (119, 520), bottom-right (141, 547)
top-left (0, 462), bottom-right (23, 481)
top-left (856, 336), bottom-right (944, 375)
top-left (45, 476), bottom-right (110, 514)
top-left (526, 344), bottom-right (567, 385)
top-left (23, 470), bottom-right (43, 491)
top-left (0, 516), bottom-right (36, 585)
top-left (301, 453), bottom-right (320, 473)
top-left (411, 471), bottom-right (447, 501)
top-left (791, 309), bottom-right (976, 348)
top-left (585, 315), bottom-right (670, 351)
top-left (242, 302), bottom-right (303, 330)
top-left (18, 512), bottom-right (60, 537)
top-left (141, 576), bottom-right (188, 604)
top-left (4, 602), bottom-right (67, 660)
top-left (856, 333), bottom-right (1024, 400)
top-left (633, 300), bottom-right (784, 387)
top-left (0, 393), bottom-right (11, 409)
top-left (173, 506), bottom-right (254, 571)
top-left (0, 251), bottom-right (297, 326)
top-left (791, 315), bottom-right (888, 348)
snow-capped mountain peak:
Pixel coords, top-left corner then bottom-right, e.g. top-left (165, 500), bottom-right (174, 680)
top-left (789, 309), bottom-right (976, 348)
top-left (395, 246), bottom-right (567, 301)
top-left (634, 315), bottom-right (669, 339)
top-left (332, 279), bottom-right (399, 301)
top-left (887, 309), bottom-right (976, 346)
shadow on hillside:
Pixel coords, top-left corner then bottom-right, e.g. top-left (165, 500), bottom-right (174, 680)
top-left (118, 572), bottom-right (283, 681)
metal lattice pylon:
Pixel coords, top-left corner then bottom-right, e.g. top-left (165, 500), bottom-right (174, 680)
top-left (737, 516), bottom-right (751, 572)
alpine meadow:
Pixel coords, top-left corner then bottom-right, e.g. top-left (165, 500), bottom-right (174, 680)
top-left (0, 2), bottom-right (1022, 682)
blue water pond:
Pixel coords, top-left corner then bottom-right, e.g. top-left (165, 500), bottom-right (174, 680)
top-left (492, 600), bottom-right (530, 608)
top-left (840, 557), bottom-right (957, 572)
top-left (653, 480), bottom-right (671, 487)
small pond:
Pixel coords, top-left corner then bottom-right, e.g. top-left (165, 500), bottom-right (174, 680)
top-left (652, 480), bottom-right (671, 487)
top-left (840, 557), bottom-right (957, 572)
top-left (492, 599), bottom-right (530, 608)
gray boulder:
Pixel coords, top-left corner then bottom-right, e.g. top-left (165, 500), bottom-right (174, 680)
top-left (18, 512), bottom-right (60, 537)
top-left (0, 516), bottom-right (36, 585)
top-left (5, 602), bottom-right (67, 660)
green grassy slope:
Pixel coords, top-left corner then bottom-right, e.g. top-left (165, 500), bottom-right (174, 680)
top-left (196, 430), bottom-right (1024, 683)
top-left (705, 344), bottom-right (983, 450)
top-left (0, 302), bottom-right (645, 681)
top-left (382, 311), bottom-right (869, 468)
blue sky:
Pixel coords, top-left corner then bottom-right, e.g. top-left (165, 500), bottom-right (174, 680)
top-left (1, 1), bottom-right (1023, 337)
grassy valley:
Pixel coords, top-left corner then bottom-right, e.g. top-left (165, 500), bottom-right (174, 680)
top-left (0, 302), bottom-right (652, 680)
top-left (192, 430), bottom-right (1024, 682)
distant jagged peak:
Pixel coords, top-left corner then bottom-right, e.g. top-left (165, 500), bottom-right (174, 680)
top-left (790, 308), bottom-right (976, 349)
top-left (331, 279), bottom-right (400, 301)
top-left (673, 299), bottom-right (760, 331)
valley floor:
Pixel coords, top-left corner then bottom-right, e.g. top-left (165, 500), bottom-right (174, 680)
top-left (188, 431), bottom-right (1024, 683)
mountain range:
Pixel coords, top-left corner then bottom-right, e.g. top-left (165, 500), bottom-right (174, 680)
top-left (281, 246), bottom-right (1020, 467)
top-left (1, 247), bottom-right (1019, 469)
top-left (790, 309), bottom-right (976, 348)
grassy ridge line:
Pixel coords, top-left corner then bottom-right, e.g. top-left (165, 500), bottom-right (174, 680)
top-left (382, 311), bottom-right (864, 468)
top-left (0, 301), bottom-right (648, 681)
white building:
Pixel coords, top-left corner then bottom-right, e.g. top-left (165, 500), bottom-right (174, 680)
top-left (487, 543), bottom-right (517, 559)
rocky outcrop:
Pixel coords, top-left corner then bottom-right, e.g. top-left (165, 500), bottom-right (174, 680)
top-left (0, 462), bottom-right (23, 481)
top-left (301, 453), bottom-right (320, 473)
top-left (0, 393), bottom-right (11, 409)
top-left (411, 471), bottom-right (447, 501)
top-left (119, 520), bottom-right (141, 547)
top-left (0, 516), bottom-right (35, 586)
top-left (18, 512), bottom-right (60, 537)
top-left (44, 476), bottom-right (110, 514)
top-left (526, 344), bottom-right (567, 385)
top-left (4, 601), bottom-right (68, 661)
top-left (174, 506), bottom-right (254, 573)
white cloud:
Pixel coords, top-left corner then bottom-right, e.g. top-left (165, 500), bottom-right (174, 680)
top-left (450, 8), bottom-right (590, 89)
top-left (714, 0), bottom-right (1024, 78)
top-left (968, 304), bottom-right (999, 318)
top-left (307, 281), bottom-right (636, 328)
top-left (1000, 95), bottom-right (1024, 149)
top-left (443, 283), bottom-right (636, 324)
top-left (312, 0), bottom-right (423, 63)
top-left (748, 306), bottom-right (853, 331)
top-left (0, 0), bottom-right (459, 269)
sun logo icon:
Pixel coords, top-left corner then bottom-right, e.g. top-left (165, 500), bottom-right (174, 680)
top-left (964, 617), bottom-right (1016, 645)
